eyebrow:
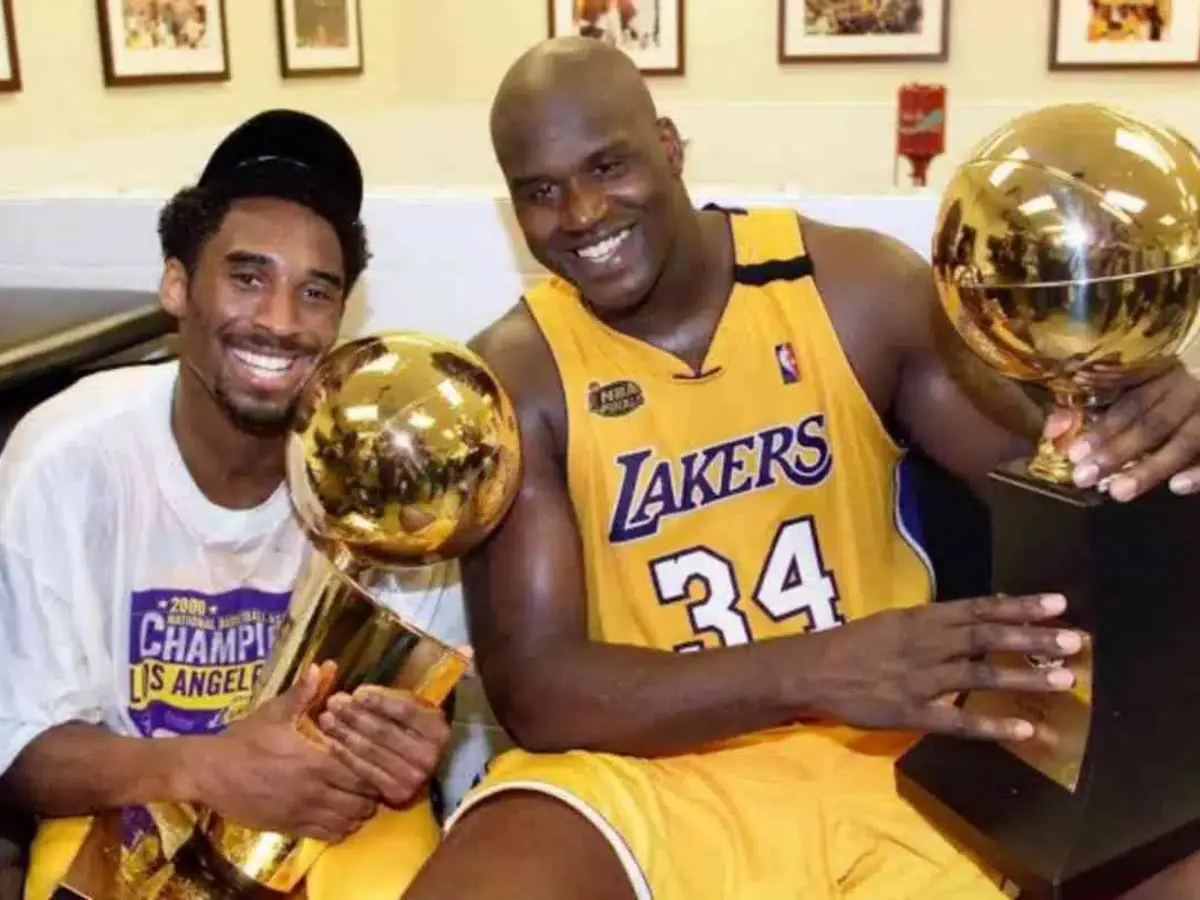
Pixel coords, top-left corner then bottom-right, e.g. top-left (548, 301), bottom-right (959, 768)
top-left (224, 250), bottom-right (344, 289)
top-left (509, 138), bottom-right (636, 190)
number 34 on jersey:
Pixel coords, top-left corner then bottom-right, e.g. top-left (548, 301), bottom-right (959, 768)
top-left (649, 515), bottom-right (844, 653)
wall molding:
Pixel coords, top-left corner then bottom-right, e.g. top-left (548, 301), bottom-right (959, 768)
top-left (1, 191), bottom-right (1193, 373)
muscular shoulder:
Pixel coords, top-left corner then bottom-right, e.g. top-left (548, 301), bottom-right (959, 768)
top-left (468, 301), bottom-right (566, 456)
top-left (797, 216), bottom-right (940, 412)
top-left (800, 216), bottom-right (936, 350)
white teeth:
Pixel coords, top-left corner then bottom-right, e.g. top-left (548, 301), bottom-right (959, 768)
top-left (231, 348), bottom-right (294, 374)
top-left (576, 228), bottom-right (631, 263)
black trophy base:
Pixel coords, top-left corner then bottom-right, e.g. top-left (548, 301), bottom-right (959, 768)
top-left (896, 459), bottom-right (1200, 900)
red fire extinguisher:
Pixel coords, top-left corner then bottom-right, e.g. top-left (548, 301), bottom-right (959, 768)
top-left (895, 83), bottom-right (947, 187)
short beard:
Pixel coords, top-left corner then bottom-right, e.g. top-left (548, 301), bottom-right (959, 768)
top-left (213, 377), bottom-right (298, 438)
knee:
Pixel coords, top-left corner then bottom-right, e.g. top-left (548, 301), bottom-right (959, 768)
top-left (407, 791), bottom-right (635, 900)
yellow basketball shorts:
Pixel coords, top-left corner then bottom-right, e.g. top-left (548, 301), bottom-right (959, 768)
top-left (445, 726), bottom-right (1011, 900)
top-left (24, 798), bottom-right (440, 900)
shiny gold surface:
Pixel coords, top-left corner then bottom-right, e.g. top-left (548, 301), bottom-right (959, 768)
top-left (933, 102), bottom-right (1200, 483)
top-left (286, 332), bottom-right (522, 569)
top-left (64, 333), bottom-right (521, 900)
top-left (960, 643), bottom-right (1094, 792)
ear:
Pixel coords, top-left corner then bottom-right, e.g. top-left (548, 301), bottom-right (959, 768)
top-left (159, 259), bottom-right (189, 320)
top-left (657, 116), bottom-right (685, 176)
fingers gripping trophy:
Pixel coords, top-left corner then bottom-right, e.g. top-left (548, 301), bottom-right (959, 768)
top-left (896, 104), bottom-right (1200, 898)
top-left (62, 332), bottom-right (521, 899)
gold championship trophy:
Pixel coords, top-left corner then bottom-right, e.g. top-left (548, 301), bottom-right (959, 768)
top-left (895, 104), bottom-right (1200, 898)
top-left (53, 332), bottom-right (521, 900)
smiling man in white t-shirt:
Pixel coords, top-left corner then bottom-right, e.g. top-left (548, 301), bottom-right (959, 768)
top-left (0, 109), bottom-right (467, 900)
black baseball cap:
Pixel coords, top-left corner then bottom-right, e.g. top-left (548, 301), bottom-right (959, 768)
top-left (198, 109), bottom-right (364, 222)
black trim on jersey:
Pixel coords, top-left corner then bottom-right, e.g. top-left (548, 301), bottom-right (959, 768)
top-left (734, 254), bottom-right (814, 287)
top-left (702, 201), bottom-right (747, 216)
top-left (672, 365), bottom-right (724, 382)
top-left (704, 203), bottom-right (816, 286)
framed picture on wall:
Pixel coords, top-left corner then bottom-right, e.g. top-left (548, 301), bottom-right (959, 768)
top-left (276, 0), bottom-right (363, 78)
top-left (0, 0), bottom-right (21, 93)
top-left (95, 0), bottom-right (230, 87)
top-left (548, 0), bottom-right (685, 75)
top-left (1050, 0), bottom-right (1200, 70)
top-left (778, 0), bottom-right (949, 63)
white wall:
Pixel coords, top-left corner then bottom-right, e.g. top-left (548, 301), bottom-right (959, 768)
top-left (0, 191), bottom-right (939, 341)
top-left (5, 190), bottom-right (1197, 377)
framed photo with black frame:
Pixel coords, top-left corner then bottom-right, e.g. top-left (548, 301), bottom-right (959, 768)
top-left (1050, 0), bottom-right (1200, 71)
top-left (276, 0), bottom-right (364, 78)
top-left (548, 0), bottom-right (685, 76)
top-left (95, 0), bottom-right (229, 87)
top-left (779, 0), bottom-right (949, 64)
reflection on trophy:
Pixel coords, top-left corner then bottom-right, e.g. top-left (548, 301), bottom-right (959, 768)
top-left (57, 332), bottom-right (521, 899)
top-left (896, 104), bottom-right (1200, 898)
top-left (932, 103), bottom-right (1200, 483)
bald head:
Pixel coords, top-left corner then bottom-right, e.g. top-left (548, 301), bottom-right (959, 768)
top-left (490, 37), bottom-right (661, 165)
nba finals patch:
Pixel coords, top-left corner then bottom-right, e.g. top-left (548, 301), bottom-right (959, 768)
top-left (587, 379), bottom-right (645, 418)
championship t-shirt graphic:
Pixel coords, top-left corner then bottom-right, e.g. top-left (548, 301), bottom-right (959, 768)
top-left (127, 586), bottom-right (292, 736)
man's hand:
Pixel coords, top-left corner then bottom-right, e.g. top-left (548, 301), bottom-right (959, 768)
top-left (1051, 362), bottom-right (1200, 501)
top-left (186, 664), bottom-right (378, 843)
top-left (801, 593), bottom-right (1084, 741)
top-left (317, 687), bottom-right (452, 809)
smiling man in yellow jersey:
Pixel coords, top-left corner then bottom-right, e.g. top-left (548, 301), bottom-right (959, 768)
top-left (401, 37), bottom-right (1200, 900)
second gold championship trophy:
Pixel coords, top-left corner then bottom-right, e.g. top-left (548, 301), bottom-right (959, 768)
top-left (895, 104), bottom-right (1200, 899)
top-left (54, 332), bottom-right (521, 899)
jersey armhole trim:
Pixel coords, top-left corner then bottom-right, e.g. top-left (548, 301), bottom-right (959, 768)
top-left (442, 779), bottom-right (653, 900)
top-left (518, 293), bottom-right (575, 488)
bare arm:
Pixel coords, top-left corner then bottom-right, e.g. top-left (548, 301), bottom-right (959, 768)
top-left (3, 726), bottom-right (204, 818)
top-left (7, 669), bottom-right (388, 842)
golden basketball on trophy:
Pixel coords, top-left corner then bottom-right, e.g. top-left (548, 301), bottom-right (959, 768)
top-left (931, 102), bottom-right (1200, 483)
top-left (56, 332), bottom-right (521, 899)
top-left (897, 104), bottom-right (1200, 899)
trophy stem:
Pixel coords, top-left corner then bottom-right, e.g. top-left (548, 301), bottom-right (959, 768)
top-left (192, 550), bottom-right (471, 896)
top-left (1026, 396), bottom-right (1099, 486)
top-left (1027, 436), bottom-right (1075, 485)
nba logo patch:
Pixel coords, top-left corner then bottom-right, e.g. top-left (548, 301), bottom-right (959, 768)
top-left (775, 342), bottom-right (800, 384)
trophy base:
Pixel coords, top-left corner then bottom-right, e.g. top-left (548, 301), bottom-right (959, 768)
top-left (896, 459), bottom-right (1200, 899)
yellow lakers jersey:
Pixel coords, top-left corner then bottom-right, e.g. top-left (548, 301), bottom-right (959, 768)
top-left (523, 207), bottom-right (934, 653)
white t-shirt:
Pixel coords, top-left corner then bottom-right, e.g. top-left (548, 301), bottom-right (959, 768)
top-left (0, 360), bottom-right (508, 818)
